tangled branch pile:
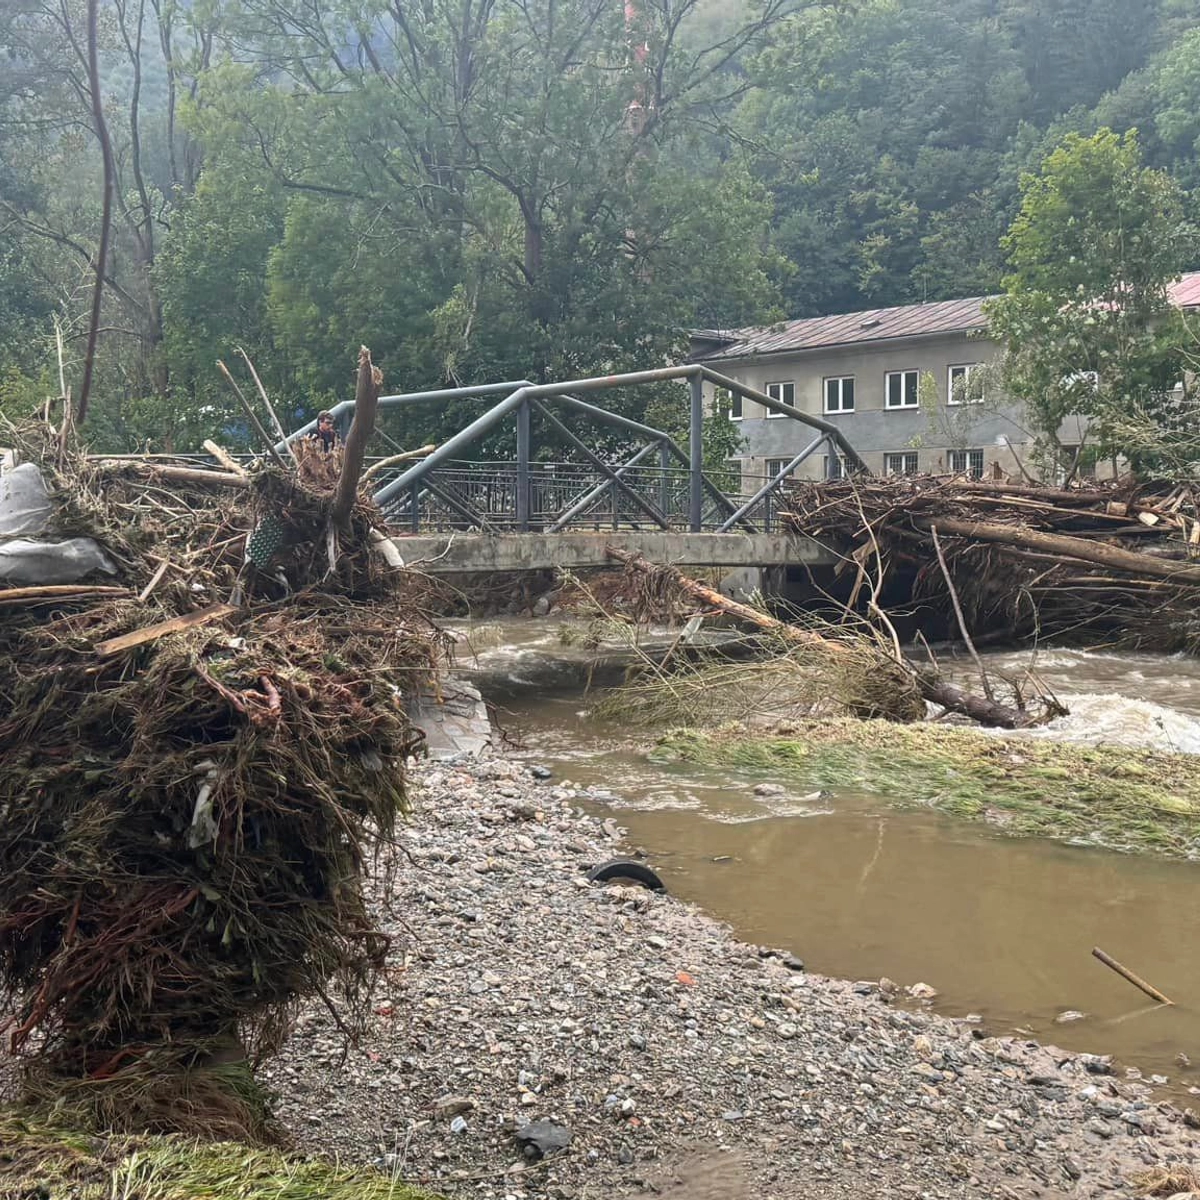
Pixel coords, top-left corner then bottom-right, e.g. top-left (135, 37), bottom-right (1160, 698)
top-left (783, 476), bottom-right (1200, 653)
top-left (0, 353), bottom-right (445, 1137)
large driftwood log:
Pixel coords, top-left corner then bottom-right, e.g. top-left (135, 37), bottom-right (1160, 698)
top-left (920, 517), bottom-right (1200, 585)
top-left (332, 346), bottom-right (382, 527)
top-left (94, 462), bottom-right (250, 489)
top-left (605, 545), bottom-right (1037, 729)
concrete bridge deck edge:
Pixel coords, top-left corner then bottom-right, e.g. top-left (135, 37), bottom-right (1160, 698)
top-left (387, 531), bottom-right (835, 574)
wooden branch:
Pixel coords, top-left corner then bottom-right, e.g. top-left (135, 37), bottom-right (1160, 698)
top-left (360, 444), bottom-right (436, 483)
top-left (216, 360), bottom-right (290, 470)
top-left (1092, 947), bottom-right (1173, 1006)
top-left (95, 602), bottom-right (238, 657)
top-left (949, 481), bottom-right (1121, 505)
top-left (604, 546), bottom-right (1037, 729)
top-left (235, 347), bottom-right (297, 463)
top-left (931, 525), bottom-right (993, 702)
top-left (332, 346), bottom-right (382, 526)
top-left (202, 439), bottom-right (247, 476)
top-left (922, 517), bottom-right (1200, 586)
top-left (0, 585), bottom-right (130, 606)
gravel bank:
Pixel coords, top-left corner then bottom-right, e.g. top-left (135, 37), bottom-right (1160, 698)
top-left (266, 756), bottom-right (1198, 1200)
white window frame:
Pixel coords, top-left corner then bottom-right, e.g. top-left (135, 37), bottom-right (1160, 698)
top-left (765, 457), bottom-right (789, 478)
top-left (824, 376), bottom-right (855, 414)
top-left (718, 387), bottom-right (742, 422)
top-left (884, 451), bottom-right (919, 476)
top-left (948, 448), bottom-right (985, 478)
top-left (948, 363), bottom-right (985, 406)
top-left (765, 381), bottom-right (796, 418)
top-left (885, 370), bottom-right (919, 410)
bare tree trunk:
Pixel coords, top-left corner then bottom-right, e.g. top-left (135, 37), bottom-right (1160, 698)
top-left (332, 347), bottom-right (383, 526)
top-left (78, 0), bottom-right (115, 425)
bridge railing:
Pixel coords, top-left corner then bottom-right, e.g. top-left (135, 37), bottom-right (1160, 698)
top-left (270, 364), bottom-right (867, 535)
top-left (376, 459), bottom-right (795, 533)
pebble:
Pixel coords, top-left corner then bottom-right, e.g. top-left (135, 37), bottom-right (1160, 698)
top-left (251, 756), bottom-right (1196, 1200)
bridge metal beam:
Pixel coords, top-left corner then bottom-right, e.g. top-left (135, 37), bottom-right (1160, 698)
top-left (548, 441), bottom-right (661, 533)
top-left (534, 402), bottom-right (669, 530)
top-left (718, 433), bottom-right (828, 533)
top-left (275, 381), bottom-right (533, 453)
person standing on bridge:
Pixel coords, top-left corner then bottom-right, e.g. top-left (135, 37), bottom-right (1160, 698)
top-left (311, 411), bottom-right (338, 453)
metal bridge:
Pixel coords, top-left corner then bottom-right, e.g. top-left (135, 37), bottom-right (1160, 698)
top-left (277, 364), bottom-right (864, 572)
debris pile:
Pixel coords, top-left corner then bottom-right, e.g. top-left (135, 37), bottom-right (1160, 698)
top-left (0, 350), bottom-right (444, 1137)
top-left (782, 476), bottom-right (1200, 653)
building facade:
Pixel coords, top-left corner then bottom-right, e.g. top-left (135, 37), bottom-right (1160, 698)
top-left (692, 275), bottom-right (1200, 489)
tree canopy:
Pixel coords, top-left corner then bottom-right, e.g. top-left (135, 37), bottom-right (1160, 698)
top-left (2, 0), bottom-right (1200, 452)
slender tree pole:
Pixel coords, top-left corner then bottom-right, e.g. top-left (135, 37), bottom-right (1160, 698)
top-left (78, 0), bottom-right (116, 425)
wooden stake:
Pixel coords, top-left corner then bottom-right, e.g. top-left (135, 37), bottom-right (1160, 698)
top-left (1092, 947), bottom-right (1173, 1006)
top-left (235, 346), bottom-right (298, 463)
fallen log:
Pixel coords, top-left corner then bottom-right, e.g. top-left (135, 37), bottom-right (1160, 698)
top-left (605, 545), bottom-right (1039, 729)
top-left (94, 462), bottom-right (250, 490)
top-left (918, 517), bottom-right (1200, 585)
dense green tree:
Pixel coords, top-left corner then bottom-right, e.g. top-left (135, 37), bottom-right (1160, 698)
top-left (986, 129), bottom-right (1196, 470)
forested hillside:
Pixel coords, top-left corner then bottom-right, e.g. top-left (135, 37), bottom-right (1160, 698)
top-left (2, 0), bottom-right (1199, 449)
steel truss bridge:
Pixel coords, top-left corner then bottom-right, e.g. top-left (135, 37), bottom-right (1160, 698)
top-left (274, 365), bottom-right (865, 572)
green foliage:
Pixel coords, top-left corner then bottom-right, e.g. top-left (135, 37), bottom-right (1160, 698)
top-left (6, 0), bottom-right (1200, 451)
top-left (986, 129), bottom-right (1196, 467)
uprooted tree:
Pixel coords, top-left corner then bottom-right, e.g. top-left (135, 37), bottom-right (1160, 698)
top-left (0, 349), bottom-right (443, 1137)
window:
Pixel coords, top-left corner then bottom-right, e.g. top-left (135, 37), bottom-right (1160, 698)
top-left (948, 364), bottom-right (985, 405)
top-left (884, 451), bottom-right (918, 476)
top-left (823, 454), bottom-right (846, 480)
top-left (948, 448), bottom-right (984, 478)
top-left (824, 376), bottom-right (855, 414)
top-left (765, 381), bottom-right (796, 417)
top-left (765, 458), bottom-right (788, 478)
top-left (885, 370), bottom-right (919, 409)
top-left (1058, 445), bottom-right (1097, 482)
top-left (721, 387), bottom-right (742, 421)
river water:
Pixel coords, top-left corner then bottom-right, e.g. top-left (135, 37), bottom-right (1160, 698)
top-left (451, 620), bottom-right (1200, 1093)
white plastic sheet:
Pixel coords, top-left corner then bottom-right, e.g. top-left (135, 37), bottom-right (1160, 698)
top-left (0, 463), bottom-right (53, 537)
top-left (0, 537), bottom-right (118, 584)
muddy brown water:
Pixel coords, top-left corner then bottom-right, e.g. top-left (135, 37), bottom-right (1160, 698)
top-left (454, 622), bottom-right (1200, 1095)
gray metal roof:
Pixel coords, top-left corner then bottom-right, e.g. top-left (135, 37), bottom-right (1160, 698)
top-left (696, 296), bottom-right (990, 361)
top-left (698, 271), bottom-right (1200, 362)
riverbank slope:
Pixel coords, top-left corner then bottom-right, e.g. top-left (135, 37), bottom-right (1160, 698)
top-left (265, 755), bottom-right (1198, 1200)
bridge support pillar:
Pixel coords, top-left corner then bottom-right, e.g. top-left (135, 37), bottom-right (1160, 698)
top-left (689, 374), bottom-right (703, 532)
top-left (516, 399), bottom-right (531, 531)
